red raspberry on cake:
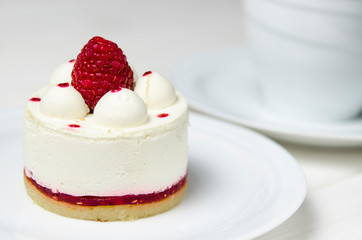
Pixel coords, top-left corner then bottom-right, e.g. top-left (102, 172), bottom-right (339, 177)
top-left (71, 36), bottom-right (134, 111)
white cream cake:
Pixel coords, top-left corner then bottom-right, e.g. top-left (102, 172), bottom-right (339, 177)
top-left (23, 37), bottom-right (188, 221)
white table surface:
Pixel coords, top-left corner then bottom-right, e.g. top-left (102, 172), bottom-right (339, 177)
top-left (1, 0), bottom-right (362, 239)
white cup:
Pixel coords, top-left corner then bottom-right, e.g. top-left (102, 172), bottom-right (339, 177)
top-left (245, 0), bottom-right (362, 121)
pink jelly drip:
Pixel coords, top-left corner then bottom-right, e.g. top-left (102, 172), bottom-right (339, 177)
top-left (58, 82), bottom-right (70, 88)
top-left (25, 171), bottom-right (187, 206)
top-left (68, 124), bottom-right (81, 128)
top-left (111, 87), bottom-right (122, 93)
top-left (29, 97), bottom-right (41, 102)
top-left (157, 113), bottom-right (169, 118)
top-left (69, 59), bottom-right (76, 63)
top-left (143, 71), bottom-right (152, 76)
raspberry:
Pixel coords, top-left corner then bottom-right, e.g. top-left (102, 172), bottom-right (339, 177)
top-left (71, 36), bottom-right (134, 111)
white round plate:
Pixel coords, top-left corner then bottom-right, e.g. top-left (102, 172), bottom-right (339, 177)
top-left (0, 110), bottom-right (306, 240)
top-left (168, 47), bottom-right (362, 147)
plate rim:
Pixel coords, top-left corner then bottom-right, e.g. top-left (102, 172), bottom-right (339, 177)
top-left (189, 113), bottom-right (307, 239)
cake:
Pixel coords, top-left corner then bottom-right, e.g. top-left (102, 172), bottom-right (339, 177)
top-left (23, 36), bottom-right (188, 221)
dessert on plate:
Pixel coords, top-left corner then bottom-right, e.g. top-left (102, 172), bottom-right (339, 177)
top-left (23, 36), bottom-right (188, 221)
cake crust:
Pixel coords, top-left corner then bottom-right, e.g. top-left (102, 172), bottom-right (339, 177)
top-left (24, 176), bottom-right (187, 221)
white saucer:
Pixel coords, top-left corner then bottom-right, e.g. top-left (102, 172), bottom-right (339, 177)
top-left (168, 47), bottom-right (362, 147)
top-left (0, 110), bottom-right (306, 240)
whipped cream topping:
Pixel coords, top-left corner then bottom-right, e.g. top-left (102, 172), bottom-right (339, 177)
top-left (27, 89), bottom-right (187, 138)
top-left (134, 72), bottom-right (176, 109)
top-left (39, 83), bottom-right (89, 120)
top-left (26, 65), bottom-right (186, 137)
top-left (93, 88), bottom-right (148, 128)
top-left (49, 61), bottom-right (75, 85)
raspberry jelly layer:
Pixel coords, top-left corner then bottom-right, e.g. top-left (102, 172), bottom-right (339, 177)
top-left (24, 171), bottom-right (187, 206)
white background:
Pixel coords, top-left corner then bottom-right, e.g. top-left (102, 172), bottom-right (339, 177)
top-left (0, 0), bottom-right (245, 111)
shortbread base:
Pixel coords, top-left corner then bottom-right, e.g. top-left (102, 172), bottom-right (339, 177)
top-left (24, 177), bottom-right (186, 221)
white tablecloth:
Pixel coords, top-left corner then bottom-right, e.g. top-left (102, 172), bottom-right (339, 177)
top-left (1, 1), bottom-right (361, 239)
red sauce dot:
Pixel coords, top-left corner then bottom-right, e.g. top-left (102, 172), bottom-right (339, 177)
top-left (157, 113), bottom-right (169, 118)
top-left (58, 82), bottom-right (69, 88)
top-left (29, 97), bottom-right (41, 102)
top-left (143, 71), bottom-right (152, 76)
top-left (68, 124), bottom-right (81, 128)
top-left (111, 87), bottom-right (122, 93)
top-left (69, 59), bottom-right (76, 63)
